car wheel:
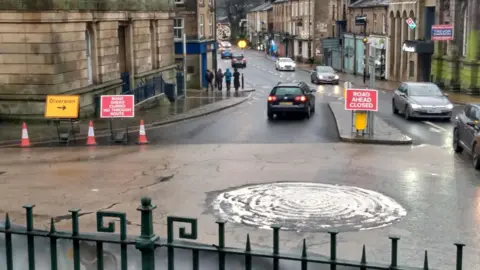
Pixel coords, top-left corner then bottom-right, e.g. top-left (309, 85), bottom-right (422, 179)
top-left (473, 143), bottom-right (480, 170)
top-left (267, 111), bottom-right (274, 120)
top-left (311, 77), bottom-right (314, 83)
top-left (443, 117), bottom-right (451, 122)
top-left (392, 100), bottom-right (399, 114)
top-left (404, 105), bottom-right (411, 120)
top-left (452, 128), bottom-right (463, 153)
top-left (305, 106), bottom-right (311, 119)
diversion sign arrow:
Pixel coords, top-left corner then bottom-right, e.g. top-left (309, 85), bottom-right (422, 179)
top-left (57, 105), bottom-right (66, 110)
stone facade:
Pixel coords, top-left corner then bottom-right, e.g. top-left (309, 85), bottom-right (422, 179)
top-left (0, 11), bottom-right (176, 119)
top-left (431, 0), bottom-right (480, 93)
top-left (174, 0), bottom-right (216, 89)
top-left (313, 0), bottom-right (333, 63)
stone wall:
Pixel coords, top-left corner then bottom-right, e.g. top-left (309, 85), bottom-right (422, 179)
top-left (0, 11), bottom-right (176, 119)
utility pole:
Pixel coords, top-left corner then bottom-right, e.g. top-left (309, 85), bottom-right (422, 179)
top-left (183, 33), bottom-right (187, 98)
top-left (212, 2), bottom-right (218, 75)
top-left (362, 20), bottom-right (367, 85)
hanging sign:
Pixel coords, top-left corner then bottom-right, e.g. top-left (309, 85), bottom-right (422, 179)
top-left (431, 24), bottom-right (454, 41)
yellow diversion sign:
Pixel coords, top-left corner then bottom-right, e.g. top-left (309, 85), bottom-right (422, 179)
top-left (44, 95), bottom-right (80, 119)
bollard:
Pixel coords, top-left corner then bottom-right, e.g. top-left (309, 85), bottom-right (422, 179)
top-left (241, 73), bottom-right (244, 89)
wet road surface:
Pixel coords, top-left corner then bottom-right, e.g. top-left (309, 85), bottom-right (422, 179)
top-left (0, 50), bottom-right (479, 270)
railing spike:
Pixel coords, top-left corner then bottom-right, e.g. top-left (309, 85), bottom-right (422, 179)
top-left (361, 245), bottom-right (367, 264)
top-left (245, 233), bottom-right (251, 252)
top-left (302, 238), bottom-right (307, 257)
top-left (423, 250), bottom-right (429, 270)
top-left (49, 218), bottom-right (56, 233)
top-left (5, 213), bottom-right (10, 229)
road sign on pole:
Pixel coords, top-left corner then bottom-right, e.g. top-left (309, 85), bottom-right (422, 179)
top-left (100, 95), bottom-right (135, 118)
top-left (345, 89), bottom-right (378, 111)
top-left (44, 95), bottom-right (80, 119)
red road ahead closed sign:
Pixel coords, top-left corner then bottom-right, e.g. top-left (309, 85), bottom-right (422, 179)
top-left (345, 89), bottom-right (378, 111)
top-left (100, 95), bottom-right (135, 118)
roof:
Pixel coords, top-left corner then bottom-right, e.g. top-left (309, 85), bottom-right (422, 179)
top-left (248, 2), bottom-right (273, 12)
top-left (349, 0), bottom-right (390, 8)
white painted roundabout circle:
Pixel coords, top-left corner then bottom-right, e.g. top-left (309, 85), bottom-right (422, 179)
top-left (211, 182), bottom-right (407, 232)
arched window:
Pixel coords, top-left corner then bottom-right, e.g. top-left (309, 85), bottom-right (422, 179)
top-left (85, 29), bottom-right (93, 84)
top-left (462, 5), bottom-right (469, 57)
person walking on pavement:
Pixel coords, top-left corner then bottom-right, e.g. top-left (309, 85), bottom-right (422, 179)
top-left (205, 70), bottom-right (214, 91)
top-left (224, 68), bottom-right (232, 91)
top-left (216, 68), bottom-right (224, 91)
top-left (233, 68), bottom-right (240, 92)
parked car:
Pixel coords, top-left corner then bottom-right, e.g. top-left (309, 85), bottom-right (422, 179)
top-left (221, 49), bottom-right (233, 59)
top-left (231, 54), bottom-right (246, 68)
top-left (218, 41), bottom-right (231, 54)
top-left (453, 103), bottom-right (480, 169)
top-left (310, 66), bottom-right (339, 84)
top-left (266, 82), bottom-right (316, 120)
top-left (275, 57), bottom-right (296, 71)
top-left (392, 82), bottom-right (453, 120)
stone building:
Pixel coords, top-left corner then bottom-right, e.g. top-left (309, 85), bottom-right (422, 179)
top-left (345, 0), bottom-right (389, 78)
top-left (387, 0), bottom-right (437, 82)
top-left (272, 0), bottom-right (291, 57)
top-left (174, 0), bottom-right (217, 89)
top-left (246, 3), bottom-right (273, 50)
top-left (291, 0), bottom-right (313, 62)
top-left (431, 0), bottom-right (480, 93)
top-left (0, 1), bottom-right (177, 119)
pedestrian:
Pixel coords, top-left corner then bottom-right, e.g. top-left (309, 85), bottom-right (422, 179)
top-left (224, 68), bottom-right (232, 91)
top-left (216, 68), bottom-right (224, 91)
top-left (205, 70), bottom-right (214, 91)
top-left (233, 68), bottom-right (240, 92)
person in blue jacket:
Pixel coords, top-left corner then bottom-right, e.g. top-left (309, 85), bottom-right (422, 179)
top-left (224, 68), bottom-right (232, 91)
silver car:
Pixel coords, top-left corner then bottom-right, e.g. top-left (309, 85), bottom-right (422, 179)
top-left (392, 82), bottom-right (453, 120)
top-left (275, 57), bottom-right (296, 71)
top-left (310, 66), bottom-right (339, 84)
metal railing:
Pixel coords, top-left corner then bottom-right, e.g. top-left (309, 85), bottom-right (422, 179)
top-left (0, 0), bottom-right (173, 11)
top-left (0, 197), bottom-right (468, 270)
top-left (123, 74), bottom-right (170, 104)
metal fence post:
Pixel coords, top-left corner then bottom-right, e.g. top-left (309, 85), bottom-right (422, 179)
top-left (241, 73), bottom-right (244, 89)
top-left (135, 197), bottom-right (158, 270)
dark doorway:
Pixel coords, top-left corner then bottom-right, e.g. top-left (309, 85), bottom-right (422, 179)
top-left (418, 53), bottom-right (432, 82)
top-left (118, 25), bottom-right (128, 73)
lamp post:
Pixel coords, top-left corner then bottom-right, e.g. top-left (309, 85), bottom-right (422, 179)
top-left (362, 22), bottom-right (367, 85)
top-left (212, 1), bottom-right (218, 74)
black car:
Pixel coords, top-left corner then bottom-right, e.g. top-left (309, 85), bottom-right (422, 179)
top-left (267, 82), bottom-right (316, 120)
top-left (453, 103), bottom-right (480, 169)
top-left (231, 54), bottom-right (246, 68)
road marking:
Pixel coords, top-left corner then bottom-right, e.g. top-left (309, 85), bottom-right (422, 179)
top-left (327, 93), bottom-right (332, 96)
top-left (252, 96), bottom-right (259, 100)
top-left (337, 97), bottom-right (344, 100)
top-left (428, 127), bottom-right (442, 133)
top-left (293, 80), bottom-right (297, 82)
top-left (247, 101), bottom-right (253, 105)
top-left (423, 121), bottom-right (449, 132)
top-left (382, 90), bottom-right (386, 94)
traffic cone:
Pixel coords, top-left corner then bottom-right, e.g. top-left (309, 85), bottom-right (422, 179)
top-left (137, 119), bottom-right (149, 145)
top-left (86, 120), bottom-right (97, 146)
top-left (20, 122), bottom-right (30, 147)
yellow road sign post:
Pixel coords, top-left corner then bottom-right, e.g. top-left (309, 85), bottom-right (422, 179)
top-left (44, 95), bottom-right (80, 119)
top-left (354, 112), bottom-right (368, 131)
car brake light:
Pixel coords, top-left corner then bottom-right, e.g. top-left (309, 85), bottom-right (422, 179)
top-left (232, 59), bottom-right (236, 62)
top-left (242, 58), bottom-right (246, 61)
top-left (295, 96), bottom-right (307, 102)
top-left (267, 96), bottom-right (277, 102)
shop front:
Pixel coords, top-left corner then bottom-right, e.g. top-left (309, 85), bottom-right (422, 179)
top-left (402, 40), bottom-right (434, 82)
top-left (343, 34), bottom-right (355, 73)
top-left (368, 35), bottom-right (387, 79)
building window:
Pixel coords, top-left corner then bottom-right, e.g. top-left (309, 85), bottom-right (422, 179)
top-left (382, 14), bottom-right (386, 34)
top-left (199, 0), bottom-right (203, 5)
top-left (209, 14), bottom-right (213, 36)
top-left (199, 15), bottom-right (205, 38)
top-left (175, 0), bottom-right (184, 5)
top-left (308, 41), bottom-right (312, 58)
top-left (174, 18), bottom-right (184, 40)
top-left (85, 30), bottom-right (93, 84)
top-left (332, 5), bottom-right (335, 20)
top-left (373, 14), bottom-right (377, 33)
top-left (298, 41), bottom-right (303, 56)
top-left (299, 2), bottom-right (303, 16)
top-left (150, 21), bottom-right (158, 69)
top-left (208, 0), bottom-right (212, 6)
top-left (409, 61), bottom-right (414, 77)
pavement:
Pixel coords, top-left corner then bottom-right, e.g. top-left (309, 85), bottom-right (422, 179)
top-left (0, 49), bottom-right (479, 270)
top-left (0, 89), bottom-right (252, 147)
top-left (328, 102), bottom-right (412, 145)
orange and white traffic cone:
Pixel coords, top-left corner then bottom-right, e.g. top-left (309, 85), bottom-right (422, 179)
top-left (86, 120), bottom-right (97, 146)
top-left (20, 122), bottom-right (30, 147)
top-left (137, 119), bottom-right (149, 145)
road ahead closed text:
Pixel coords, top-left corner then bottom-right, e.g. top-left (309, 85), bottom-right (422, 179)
top-left (100, 95), bottom-right (135, 118)
top-left (345, 89), bottom-right (378, 111)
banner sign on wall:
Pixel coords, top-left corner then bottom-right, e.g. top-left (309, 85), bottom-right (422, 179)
top-left (431, 24), bottom-right (454, 41)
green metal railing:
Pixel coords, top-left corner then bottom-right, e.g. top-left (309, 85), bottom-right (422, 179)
top-left (0, 0), bottom-right (174, 11)
top-left (0, 197), bottom-right (467, 270)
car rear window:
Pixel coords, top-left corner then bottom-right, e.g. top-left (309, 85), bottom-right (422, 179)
top-left (272, 87), bottom-right (303, 95)
top-left (233, 55), bottom-right (243, 59)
